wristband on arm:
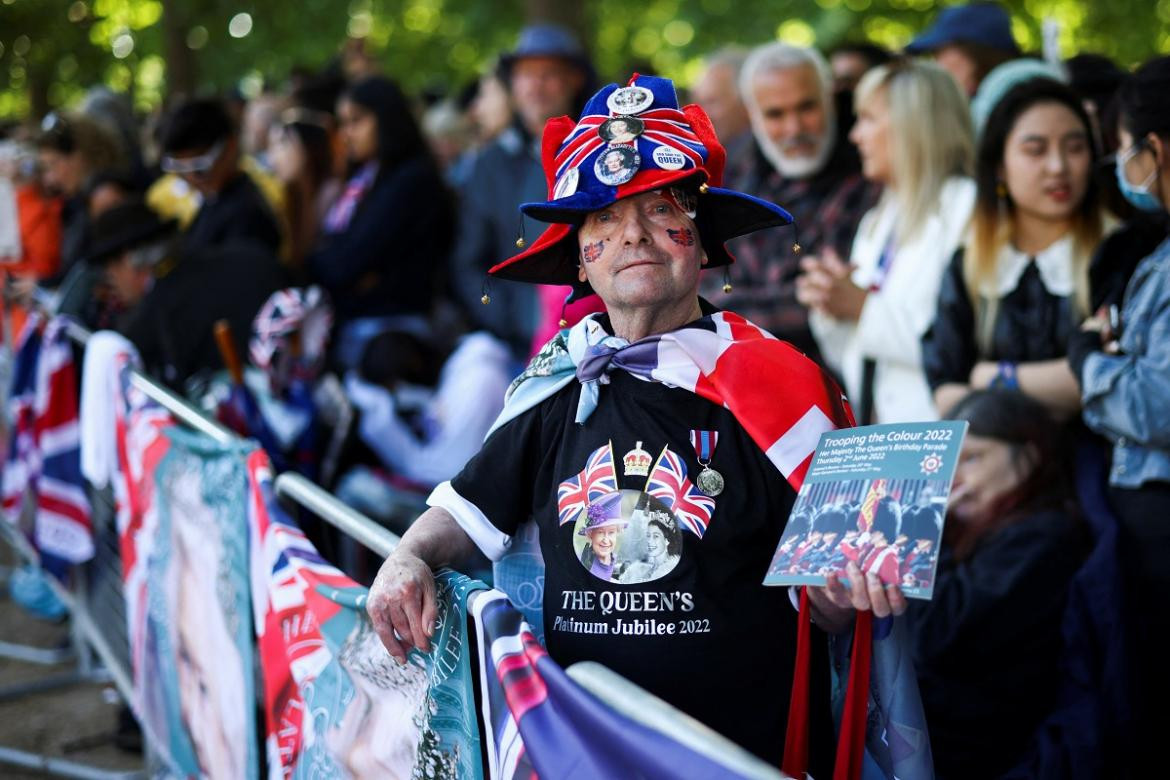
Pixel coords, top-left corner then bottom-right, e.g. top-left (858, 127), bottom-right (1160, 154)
top-left (991, 361), bottom-right (1018, 390)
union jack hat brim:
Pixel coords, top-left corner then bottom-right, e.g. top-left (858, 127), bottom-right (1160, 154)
top-left (489, 74), bottom-right (793, 289)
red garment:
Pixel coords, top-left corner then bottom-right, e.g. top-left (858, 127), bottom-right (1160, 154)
top-left (860, 543), bottom-right (901, 585)
top-left (2, 185), bottom-right (62, 341)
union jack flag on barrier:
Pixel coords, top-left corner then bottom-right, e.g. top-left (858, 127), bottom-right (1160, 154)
top-left (247, 450), bottom-right (483, 780)
top-left (471, 588), bottom-right (762, 780)
top-left (1, 313), bottom-right (93, 563)
top-left (246, 450), bottom-right (361, 778)
top-left (645, 446), bottom-right (715, 538)
top-left (555, 441), bottom-right (617, 526)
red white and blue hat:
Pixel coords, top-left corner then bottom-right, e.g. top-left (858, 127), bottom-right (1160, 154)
top-left (489, 73), bottom-right (794, 287)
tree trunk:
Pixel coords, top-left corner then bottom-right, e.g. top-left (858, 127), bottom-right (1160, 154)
top-left (161, 0), bottom-right (197, 100)
top-left (26, 67), bottom-right (51, 120)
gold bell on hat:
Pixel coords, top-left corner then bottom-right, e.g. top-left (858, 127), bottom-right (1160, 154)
top-left (515, 236), bottom-right (526, 248)
top-left (481, 294), bottom-right (491, 305)
top-left (698, 183), bottom-right (709, 194)
top-left (792, 242), bottom-right (802, 254)
top-left (722, 282), bottom-right (733, 293)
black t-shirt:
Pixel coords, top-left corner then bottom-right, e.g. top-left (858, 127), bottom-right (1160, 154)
top-left (451, 368), bottom-right (833, 765)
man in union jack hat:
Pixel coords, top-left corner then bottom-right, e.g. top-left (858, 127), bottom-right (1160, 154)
top-left (368, 74), bottom-right (904, 772)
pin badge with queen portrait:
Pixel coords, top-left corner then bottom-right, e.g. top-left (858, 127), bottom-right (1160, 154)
top-left (598, 116), bottom-right (645, 144)
top-left (594, 145), bottom-right (641, 187)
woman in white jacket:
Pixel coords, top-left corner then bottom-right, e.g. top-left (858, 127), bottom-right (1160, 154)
top-left (798, 59), bottom-right (975, 423)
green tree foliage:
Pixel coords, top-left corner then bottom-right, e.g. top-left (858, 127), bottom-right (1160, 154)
top-left (1, 0), bottom-right (1167, 121)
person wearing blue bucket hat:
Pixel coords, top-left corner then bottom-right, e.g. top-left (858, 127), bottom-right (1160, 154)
top-left (369, 72), bottom-right (902, 774)
top-left (448, 24), bottom-right (594, 359)
top-left (906, 2), bottom-right (1021, 97)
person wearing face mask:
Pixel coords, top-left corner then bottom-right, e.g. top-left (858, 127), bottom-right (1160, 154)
top-left (1066, 56), bottom-right (1170, 769)
top-left (924, 78), bottom-right (1111, 418)
top-left (906, 388), bottom-right (1087, 779)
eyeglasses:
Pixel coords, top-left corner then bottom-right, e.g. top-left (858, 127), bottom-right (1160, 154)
top-left (160, 140), bottom-right (225, 176)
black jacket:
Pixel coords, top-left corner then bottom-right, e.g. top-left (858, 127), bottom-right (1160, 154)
top-left (184, 172), bottom-right (282, 256)
top-left (1088, 216), bottom-right (1168, 311)
top-left (120, 242), bottom-right (287, 387)
top-left (905, 507), bottom-right (1088, 779)
top-left (922, 248), bottom-right (1080, 390)
top-left (307, 157), bottom-right (453, 325)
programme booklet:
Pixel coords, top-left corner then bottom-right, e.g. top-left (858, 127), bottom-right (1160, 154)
top-left (763, 421), bottom-right (967, 600)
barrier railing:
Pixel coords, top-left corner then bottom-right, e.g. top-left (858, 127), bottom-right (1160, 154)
top-left (2, 312), bottom-right (786, 780)
top-left (0, 313), bottom-right (403, 779)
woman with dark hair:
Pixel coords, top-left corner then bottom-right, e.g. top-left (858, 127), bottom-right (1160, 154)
top-left (1067, 55), bottom-right (1170, 762)
top-left (307, 76), bottom-right (456, 367)
top-left (924, 78), bottom-right (1110, 418)
top-left (269, 108), bottom-right (340, 269)
top-left (906, 389), bottom-right (1086, 779)
top-left (35, 112), bottom-right (127, 281)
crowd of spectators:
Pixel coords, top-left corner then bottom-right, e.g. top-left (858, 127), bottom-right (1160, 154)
top-left (3, 1), bottom-right (1170, 776)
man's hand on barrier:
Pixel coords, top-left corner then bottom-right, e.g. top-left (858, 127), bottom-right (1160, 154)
top-left (365, 506), bottom-right (480, 664)
top-left (368, 550), bottom-right (438, 663)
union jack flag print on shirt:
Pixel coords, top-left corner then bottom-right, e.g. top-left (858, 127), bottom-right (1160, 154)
top-left (645, 446), bottom-right (715, 538)
top-left (555, 441), bottom-right (617, 525)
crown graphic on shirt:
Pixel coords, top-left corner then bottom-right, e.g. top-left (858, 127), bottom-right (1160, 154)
top-left (623, 441), bottom-right (653, 477)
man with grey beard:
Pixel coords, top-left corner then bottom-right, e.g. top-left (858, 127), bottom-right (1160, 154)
top-left (700, 42), bottom-right (878, 361)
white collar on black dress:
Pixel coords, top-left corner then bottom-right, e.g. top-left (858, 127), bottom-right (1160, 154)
top-left (987, 234), bottom-right (1075, 298)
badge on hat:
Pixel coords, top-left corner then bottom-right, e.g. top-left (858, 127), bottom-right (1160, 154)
top-left (599, 116), bottom-right (644, 144)
top-left (553, 166), bottom-right (579, 200)
top-left (606, 85), bottom-right (654, 115)
top-left (594, 145), bottom-right (640, 186)
top-left (652, 145), bottom-right (687, 171)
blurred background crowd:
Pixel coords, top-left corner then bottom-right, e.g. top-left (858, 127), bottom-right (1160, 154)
top-left (2, 0), bottom-right (1170, 776)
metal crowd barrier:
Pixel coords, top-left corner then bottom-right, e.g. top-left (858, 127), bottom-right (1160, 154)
top-left (1, 316), bottom-right (401, 778)
top-left (2, 314), bottom-right (784, 780)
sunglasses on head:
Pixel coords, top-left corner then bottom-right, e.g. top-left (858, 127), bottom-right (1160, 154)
top-left (38, 112), bottom-right (75, 153)
top-left (160, 140), bottom-right (225, 175)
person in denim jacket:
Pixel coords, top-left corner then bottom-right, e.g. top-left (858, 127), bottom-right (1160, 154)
top-left (1066, 56), bottom-right (1170, 774)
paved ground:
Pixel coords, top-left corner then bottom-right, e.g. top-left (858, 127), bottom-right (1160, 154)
top-left (0, 545), bottom-right (144, 779)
